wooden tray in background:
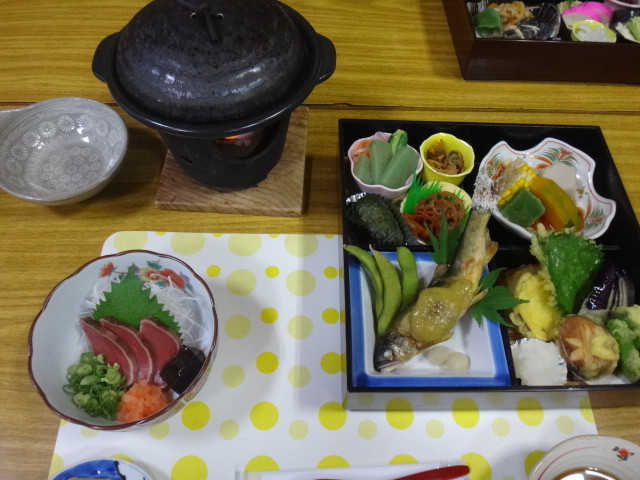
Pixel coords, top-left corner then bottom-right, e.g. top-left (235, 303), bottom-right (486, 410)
top-left (443, 0), bottom-right (640, 84)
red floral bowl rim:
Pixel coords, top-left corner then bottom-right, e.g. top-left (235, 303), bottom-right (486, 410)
top-left (28, 249), bottom-right (218, 431)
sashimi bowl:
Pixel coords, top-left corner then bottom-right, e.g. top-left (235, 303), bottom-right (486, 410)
top-left (28, 250), bottom-right (218, 430)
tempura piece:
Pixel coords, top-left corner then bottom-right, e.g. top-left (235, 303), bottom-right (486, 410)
top-left (557, 314), bottom-right (619, 380)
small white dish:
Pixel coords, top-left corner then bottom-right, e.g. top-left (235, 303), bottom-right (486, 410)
top-left (347, 131), bottom-right (423, 199)
top-left (50, 457), bottom-right (153, 480)
top-left (529, 435), bottom-right (640, 480)
top-left (346, 250), bottom-right (510, 388)
top-left (479, 137), bottom-right (616, 240)
top-left (0, 97), bottom-right (127, 205)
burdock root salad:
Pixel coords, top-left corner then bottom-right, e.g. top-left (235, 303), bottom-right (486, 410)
top-left (64, 260), bottom-right (207, 422)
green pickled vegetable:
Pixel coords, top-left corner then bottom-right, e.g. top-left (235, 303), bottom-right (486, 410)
top-left (354, 154), bottom-right (374, 185)
top-left (379, 146), bottom-right (419, 189)
top-left (472, 8), bottom-right (501, 36)
top-left (63, 352), bottom-right (127, 420)
top-left (388, 129), bottom-right (409, 155)
top-left (369, 140), bottom-right (392, 184)
top-left (530, 228), bottom-right (603, 315)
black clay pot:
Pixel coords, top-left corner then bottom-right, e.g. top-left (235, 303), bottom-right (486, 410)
top-left (93, 0), bottom-right (335, 189)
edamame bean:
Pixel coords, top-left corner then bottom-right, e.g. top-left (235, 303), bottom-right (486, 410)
top-left (369, 140), bottom-right (392, 184)
top-left (371, 248), bottom-right (402, 335)
top-left (344, 245), bottom-right (384, 318)
top-left (397, 246), bottom-right (418, 309)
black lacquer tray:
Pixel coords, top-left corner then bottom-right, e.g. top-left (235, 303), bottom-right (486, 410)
top-left (339, 118), bottom-right (640, 400)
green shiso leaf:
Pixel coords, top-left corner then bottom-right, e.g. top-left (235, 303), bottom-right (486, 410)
top-left (92, 265), bottom-right (180, 334)
top-left (472, 268), bottom-right (526, 327)
top-left (427, 212), bottom-right (470, 265)
top-left (531, 229), bottom-right (603, 316)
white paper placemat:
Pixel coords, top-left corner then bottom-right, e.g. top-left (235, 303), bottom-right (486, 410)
top-left (49, 232), bottom-right (597, 480)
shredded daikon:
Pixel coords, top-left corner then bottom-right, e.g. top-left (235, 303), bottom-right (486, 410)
top-left (81, 267), bottom-right (208, 349)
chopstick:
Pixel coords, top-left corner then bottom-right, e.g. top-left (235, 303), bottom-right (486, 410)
top-left (314, 464), bottom-right (470, 480)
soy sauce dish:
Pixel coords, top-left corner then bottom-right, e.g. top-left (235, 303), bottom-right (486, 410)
top-left (50, 458), bottom-right (153, 480)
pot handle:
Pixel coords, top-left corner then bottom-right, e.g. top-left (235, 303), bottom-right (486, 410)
top-left (315, 34), bottom-right (336, 85)
top-left (92, 33), bottom-right (119, 83)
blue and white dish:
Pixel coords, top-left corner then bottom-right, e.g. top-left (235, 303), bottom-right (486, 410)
top-left (50, 458), bottom-right (153, 480)
top-left (346, 250), bottom-right (510, 389)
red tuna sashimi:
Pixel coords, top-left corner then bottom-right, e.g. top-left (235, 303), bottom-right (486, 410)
top-left (79, 317), bottom-right (137, 386)
top-left (101, 316), bottom-right (155, 383)
top-left (139, 317), bottom-right (181, 379)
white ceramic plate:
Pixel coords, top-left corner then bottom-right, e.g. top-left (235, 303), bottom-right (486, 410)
top-left (479, 137), bottom-right (616, 240)
top-left (50, 458), bottom-right (153, 480)
top-left (346, 251), bottom-right (510, 388)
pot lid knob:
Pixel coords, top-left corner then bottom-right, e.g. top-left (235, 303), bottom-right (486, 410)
top-left (176, 0), bottom-right (221, 43)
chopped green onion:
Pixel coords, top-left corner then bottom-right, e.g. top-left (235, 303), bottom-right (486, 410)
top-left (64, 352), bottom-right (126, 420)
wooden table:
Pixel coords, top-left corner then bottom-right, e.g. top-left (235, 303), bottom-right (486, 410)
top-left (1, 1), bottom-right (639, 479)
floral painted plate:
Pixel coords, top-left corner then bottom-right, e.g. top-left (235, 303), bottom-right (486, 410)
top-left (529, 435), bottom-right (640, 480)
top-left (479, 137), bottom-right (616, 240)
top-left (50, 458), bottom-right (153, 480)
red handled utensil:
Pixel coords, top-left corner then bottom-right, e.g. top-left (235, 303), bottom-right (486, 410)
top-left (314, 464), bottom-right (470, 480)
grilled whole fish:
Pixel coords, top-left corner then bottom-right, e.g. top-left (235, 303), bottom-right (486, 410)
top-left (374, 170), bottom-right (503, 372)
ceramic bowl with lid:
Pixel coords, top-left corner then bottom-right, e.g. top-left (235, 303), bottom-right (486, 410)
top-left (93, 0), bottom-right (336, 137)
top-left (92, 0), bottom-right (335, 188)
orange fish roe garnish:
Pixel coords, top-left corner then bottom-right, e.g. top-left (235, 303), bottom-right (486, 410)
top-left (116, 381), bottom-right (169, 423)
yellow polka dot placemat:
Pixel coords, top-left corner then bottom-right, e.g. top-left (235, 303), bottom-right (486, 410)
top-left (49, 232), bottom-right (597, 480)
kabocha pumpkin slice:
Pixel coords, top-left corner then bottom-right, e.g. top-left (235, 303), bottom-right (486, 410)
top-left (528, 176), bottom-right (584, 231)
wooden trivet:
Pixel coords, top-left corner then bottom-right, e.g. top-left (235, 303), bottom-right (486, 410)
top-left (155, 106), bottom-right (309, 217)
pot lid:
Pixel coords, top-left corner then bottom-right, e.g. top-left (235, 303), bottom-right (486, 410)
top-left (114, 0), bottom-right (306, 123)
